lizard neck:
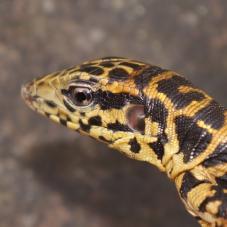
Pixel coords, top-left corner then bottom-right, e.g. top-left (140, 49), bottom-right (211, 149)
top-left (163, 95), bottom-right (226, 179)
top-left (144, 73), bottom-right (226, 179)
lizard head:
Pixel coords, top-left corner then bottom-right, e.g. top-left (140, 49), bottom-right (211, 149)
top-left (22, 57), bottom-right (168, 169)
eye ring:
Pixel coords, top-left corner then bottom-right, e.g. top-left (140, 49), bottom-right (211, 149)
top-left (62, 85), bottom-right (94, 107)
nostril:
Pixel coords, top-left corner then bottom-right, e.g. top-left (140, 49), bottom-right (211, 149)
top-left (21, 82), bottom-right (37, 105)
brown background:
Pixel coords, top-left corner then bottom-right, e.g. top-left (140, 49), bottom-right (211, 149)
top-left (1, 0), bottom-right (227, 227)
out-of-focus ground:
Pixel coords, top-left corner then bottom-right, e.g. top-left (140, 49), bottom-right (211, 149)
top-left (1, 0), bottom-right (227, 226)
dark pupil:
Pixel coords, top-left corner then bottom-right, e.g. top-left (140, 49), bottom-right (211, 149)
top-left (75, 91), bottom-right (88, 103)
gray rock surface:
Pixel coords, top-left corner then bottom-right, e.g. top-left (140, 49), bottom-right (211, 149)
top-left (1, 0), bottom-right (227, 226)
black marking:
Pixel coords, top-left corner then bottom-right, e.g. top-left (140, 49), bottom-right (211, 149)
top-left (45, 112), bottom-right (50, 117)
top-left (184, 129), bottom-right (212, 163)
top-left (45, 100), bottom-right (57, 108)
top-left (149, 138), bottom-right (165, 160)
top-left (216, 174), bottom-right (227, 189)
top-left (180, 172), bottom-right (209, 199)
top-left (195, 100), bottom-right (225, 130)
top-left (177, 92), bottom-right (205, 109)
top-left (107, 121), bottom-right (132, 132)
top-left (129, 138), bottom-right (141, 153)
top-left (146, 99), bottom-right (168, 127)
top-left (145, 99), bottom-right (169, 158)
top-left (134, 66), bottom-right (167, 90)
top-left (199, 185), bottom-right (227, 218)
top-left (199, 197), bottom-right (209, 213)
top-left (88, 116), bottom-right (102, 126)
top-left (175, 116), bottom-right (194, 148)
top-left (157, 75), bottom-right (192, 93)
top-left (219, 195), bottom-right (227, 218)
top-left (95, 90), bottom-right (143, 110)
top-left (157, 75), bottom-right (205, 109)
top-left (145, 99), bottom-right (169, 136)
top-left (66, 115), bottom-right (72, 122)
top-left (99, 136), bottom-right (111, 143)
top-left (60, 118), bottom-right (67, 126)
top-left (202, 143), bottom-right (227, 167)
top-left (175, 116), bottom-right (212, 163)
top-left (109, 68), bottom-right (129, 81)
top-left (80, 66), bottom-right (104, 75)
top-left (195, 216), bottom-right (202, 221)
top-left (63, 99), bottom-right (76, 112)
top-left (119, 62), bottom-right (143, 70)
top-left (79, 120), bottom-right (91, 132)
top-left (99, 62), bottom-right (115, 68)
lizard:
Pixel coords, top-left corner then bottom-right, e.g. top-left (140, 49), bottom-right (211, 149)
top-left (21, 57), bottom-right (227, 226)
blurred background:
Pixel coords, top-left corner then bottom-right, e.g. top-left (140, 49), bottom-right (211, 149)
top-left (1, 0), bottom-right (227, 226)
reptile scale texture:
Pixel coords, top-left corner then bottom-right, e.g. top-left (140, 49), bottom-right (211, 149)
top-left (21, 57), bottom-right (227, 227)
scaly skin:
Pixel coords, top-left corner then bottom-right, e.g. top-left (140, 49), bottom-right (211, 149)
top-left (21, 57), bottom-right (227, 226)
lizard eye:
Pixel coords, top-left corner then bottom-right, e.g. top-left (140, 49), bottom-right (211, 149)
top-left (63, 86), bottom-right (93, 107)
top-left (71, 87), bottom-right (93, 106)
